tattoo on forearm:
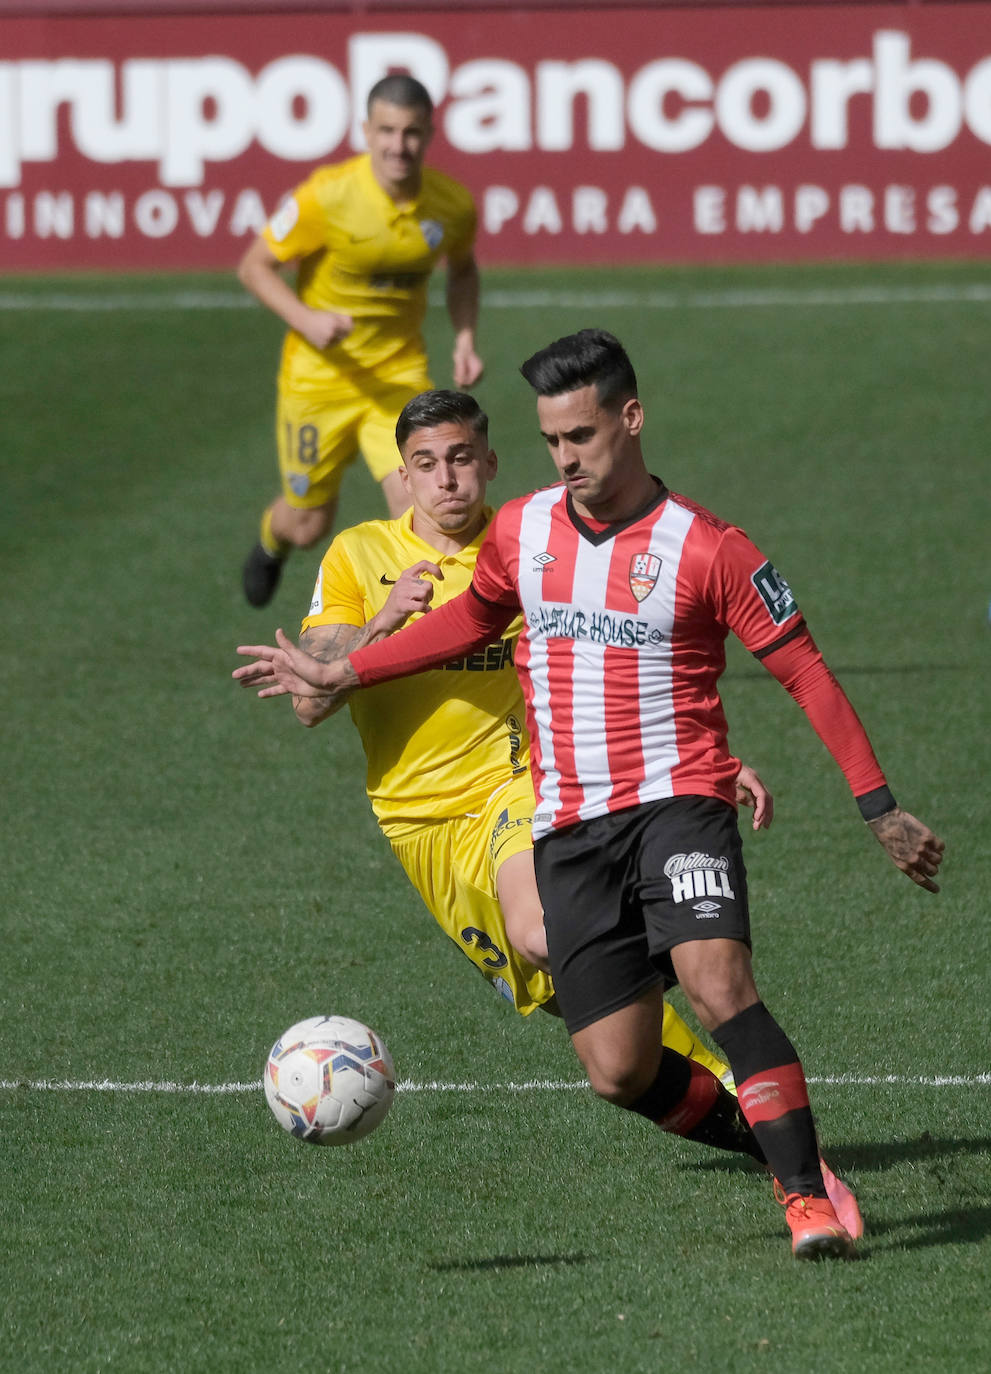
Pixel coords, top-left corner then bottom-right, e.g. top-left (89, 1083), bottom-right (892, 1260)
top-left (295, 625), bottom-right (367, 719)
top-left (300, 625), bottom-right (364, 664)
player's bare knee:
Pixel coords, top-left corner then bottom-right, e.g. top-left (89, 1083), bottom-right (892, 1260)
top-left (683, 981), bottom-right (757, 1033)
top-left (285, 505), bottom-right (334, 548)
top-left (674, 943), bottom-right (758, 1032)
top-left (583, 1055), bottom-right (654, 1107)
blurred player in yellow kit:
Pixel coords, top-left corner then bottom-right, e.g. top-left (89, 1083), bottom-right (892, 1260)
top-left (237, 389), bottom-right (785, 1167)
top-left (239, 73), bottom-right (483, 607)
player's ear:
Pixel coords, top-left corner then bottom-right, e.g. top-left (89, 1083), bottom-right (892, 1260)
top-left (623, 397), bottom-right (645, 437)
top-left (485, 448), bottom-right (498, 479)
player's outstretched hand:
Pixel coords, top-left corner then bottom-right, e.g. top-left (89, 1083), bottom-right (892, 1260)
top-left (234, 630), bottom-right (349, 699)
top-left (232, 649), bottom-right (284, 693)
top-left (735, 762), bottom-right (774, 831)
top-left (868, 807), bottom-right (946, 893)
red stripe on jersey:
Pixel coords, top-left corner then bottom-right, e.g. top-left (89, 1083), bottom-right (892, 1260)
top-left (546, 637), bottom-right (583, 825)
top-left (539, 490), bottom-right (583, 829)
top-left (477, 491), bottom-right (526, 601)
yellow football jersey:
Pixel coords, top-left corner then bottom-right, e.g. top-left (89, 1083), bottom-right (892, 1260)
top-left (263, 155), bottom-right (477, 393)
top-left (302, 508), bottom-right (527, 823)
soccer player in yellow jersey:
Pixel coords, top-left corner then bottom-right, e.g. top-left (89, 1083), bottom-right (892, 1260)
top-left (237, 390), bottom-right (803, 1170)
top-left (239, 74), bottom-right (483, 608)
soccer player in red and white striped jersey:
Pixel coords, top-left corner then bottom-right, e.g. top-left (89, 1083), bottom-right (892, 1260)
top-left (239, 332), bottom-right (944, 1259)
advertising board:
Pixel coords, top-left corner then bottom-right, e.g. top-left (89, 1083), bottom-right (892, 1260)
top-left (3, 5), bottom-right (991, 267)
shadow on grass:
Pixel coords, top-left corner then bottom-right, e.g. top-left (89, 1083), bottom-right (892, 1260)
top-left (428, 1253), bottom-right (593, 1273)
top-left (821, 1134), bottom-right (991, 1173)
top-left (863, 1205), bottom-right (991, 1249)
top-left (691, 1133), bottom-right (991, 1178)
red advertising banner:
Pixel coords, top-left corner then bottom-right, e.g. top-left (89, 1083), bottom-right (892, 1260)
top-left (3, 4), bottom-right (991, 269)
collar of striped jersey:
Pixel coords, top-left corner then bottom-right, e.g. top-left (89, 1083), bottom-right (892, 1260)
top-left (566, 478), bottom-right (669, 544)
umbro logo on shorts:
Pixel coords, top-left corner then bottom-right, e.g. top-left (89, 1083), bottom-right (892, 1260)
top-left (692, 900), bottom-right (721, 918)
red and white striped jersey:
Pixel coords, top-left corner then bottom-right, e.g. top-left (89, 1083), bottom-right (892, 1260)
top-left (472, 482), bottom-right (803, 839)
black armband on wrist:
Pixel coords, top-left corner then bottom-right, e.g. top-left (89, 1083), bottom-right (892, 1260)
top-left (857, 785), bottom-right (898, 822)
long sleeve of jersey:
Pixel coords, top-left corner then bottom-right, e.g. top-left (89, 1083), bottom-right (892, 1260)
top-left (349, 587), bottom-right (517, 685)
top-left (757, 624), bottom-right (893, 815)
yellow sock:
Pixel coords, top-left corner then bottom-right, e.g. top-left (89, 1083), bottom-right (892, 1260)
top-left (260, 506), bottom-right (291, 559)
top-left (662, 1002), bottom-right (737, 1095)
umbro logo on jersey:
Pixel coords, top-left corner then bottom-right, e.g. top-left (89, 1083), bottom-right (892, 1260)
top-left (379, 574), bottom-right (397, 585)
top-left (533, 552), bottom-right (556, 569)
top-left (629, 552), bottom-right (662, 603)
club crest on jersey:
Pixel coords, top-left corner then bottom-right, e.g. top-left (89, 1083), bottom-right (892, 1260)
top-left (419, 219), bottom-right (444, 249)
top-left (629, 552), bottom-right (662, 603)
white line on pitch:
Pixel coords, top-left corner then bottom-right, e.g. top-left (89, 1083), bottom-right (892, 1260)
top-left (1, 284), bottom-right (990, 313)
top-left (0, 1074), bottom-right (987, 1094)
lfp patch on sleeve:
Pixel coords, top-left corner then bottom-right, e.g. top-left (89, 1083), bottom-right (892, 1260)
top-left (309, 567), bottom-right (323, 617)
top-left (268, 196), bottom-right (300, 242)
top-left (751, 560), bottom-right (797, 624)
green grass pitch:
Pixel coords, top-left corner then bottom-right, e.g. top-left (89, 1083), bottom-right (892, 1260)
top-left (1, 261), bottom-right (989, 1374)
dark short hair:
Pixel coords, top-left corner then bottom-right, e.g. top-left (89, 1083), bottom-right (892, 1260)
top-left (395, 390), bottom-right (489, 451)
top-left (367, 74), bottom-right (434, 118)
top-left (520, 328), bottom-right (638, 410)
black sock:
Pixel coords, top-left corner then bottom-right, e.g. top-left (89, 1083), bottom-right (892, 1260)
top-left (712, 1003), bottom-right (824, 1196)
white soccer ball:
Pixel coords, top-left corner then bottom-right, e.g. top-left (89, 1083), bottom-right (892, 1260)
top-left (264, 1014), bottom-right (396, 1146)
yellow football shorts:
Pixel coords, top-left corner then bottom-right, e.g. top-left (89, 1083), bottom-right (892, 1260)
top-left (276, 366), bottom-right (432, 508)
top-left (383, 776), bottom-right (555, 1016)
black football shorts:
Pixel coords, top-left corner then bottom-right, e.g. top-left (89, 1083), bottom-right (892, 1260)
top-left (533, 795), bottom-right (751, 1034)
